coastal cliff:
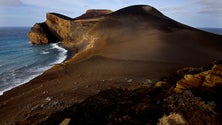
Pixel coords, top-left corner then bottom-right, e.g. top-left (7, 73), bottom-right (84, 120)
top-left (1, 5), bottom-right (222, 124)
top-left (28, 9), bottom-right (112, 45)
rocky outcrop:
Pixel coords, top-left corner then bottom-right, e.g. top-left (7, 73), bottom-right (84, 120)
top-left (28, 23), bottom-right (59, 44)
top-left (173, 61), bottom-right (222, 93)
top-left (28, 10), bottom-right (111, 44)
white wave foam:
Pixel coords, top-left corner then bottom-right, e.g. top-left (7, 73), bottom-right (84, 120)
top-left (0, 74), bottom-right (38, 95)
top-left (50, 43), bottom-right (67, 65)
top-left (0, 66), bottom-right (52, 95)
top-left (41, 51), bottom-right (50, 55)
top-left (0, 42), bottom-right (68, 95)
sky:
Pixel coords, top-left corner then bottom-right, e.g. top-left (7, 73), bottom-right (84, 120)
top-left (0, 0), bottom-right (222, 28)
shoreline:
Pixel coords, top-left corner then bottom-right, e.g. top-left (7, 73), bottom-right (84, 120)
top-left (58, 43), bottom-right (76, 62)
top-left (0, 42), bottom-right (75, 96)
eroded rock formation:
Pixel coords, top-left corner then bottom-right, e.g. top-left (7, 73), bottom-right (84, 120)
top-left (173, 61), bottom-right (222, 93)
top-left (28, 23), bottom-right (58, 44)
top-left (28, 9), bottom-right (112, 44)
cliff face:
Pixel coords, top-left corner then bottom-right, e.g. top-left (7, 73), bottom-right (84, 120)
top-left (28, 23), bottom-right (58, 44)
top-left (45, 13), bottom-right (72, 42)
top-left (28, 9), bottom-right (112, 44)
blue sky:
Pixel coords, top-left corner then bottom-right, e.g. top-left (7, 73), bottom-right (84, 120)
top-left (0, 0), bottom-right (222, 27)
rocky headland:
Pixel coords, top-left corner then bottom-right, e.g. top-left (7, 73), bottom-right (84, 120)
top-left (1, 5), bottom-right (222, 125)
top-left (28, 9), bottom-right (112, 45)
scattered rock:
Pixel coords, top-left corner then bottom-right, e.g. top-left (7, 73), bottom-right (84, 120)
top-left (59, 118), bottom-right (71, 125)
top-left (49, 101), bottom-right (59, 108)
top-left (45, 97), bottom-right (52, 101)
top-left (154, 81), bottom-right (167, 88)
top-left (144, 79), bottom-right (152, 84)
top-left (43, 91), bottom-right (48, 94)
top-left (127, 79), bottom-right (133, 83)
top-left (31, 105), bottom-right (41, 111)
top-left (40, 104), bottom-right (44, 108)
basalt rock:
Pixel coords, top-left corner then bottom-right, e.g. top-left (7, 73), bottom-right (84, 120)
top-left (28, 9), bottom-right (112, 44)
top-left (28, 23), bottom-right (59, 44)
top-left (173, 62), bottom-right (222, 93)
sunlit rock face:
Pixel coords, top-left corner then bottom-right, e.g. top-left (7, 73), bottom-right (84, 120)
top-left (174, 62), bottom-right (222, 93)
top-left (28, 10), bottom-right (112, 44)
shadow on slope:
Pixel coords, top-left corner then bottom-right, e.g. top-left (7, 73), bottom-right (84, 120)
top-left (42, 62), bottom-right (222, 125)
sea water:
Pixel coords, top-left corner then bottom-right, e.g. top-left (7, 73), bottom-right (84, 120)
top-left (0, 27), bottom-right (67, 95)
top-left (199, 28), bottom-right (222, 35)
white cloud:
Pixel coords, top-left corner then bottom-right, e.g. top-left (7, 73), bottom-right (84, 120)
top-left (0, 0), bottom-right (22, 6)
top-left (18, 0), bottom-right (150, 18)
top-left (196, 0), bottom-right (222, 14)
top-left (159, 6), bottom-right (188, 14)
top-left (19, 0), bottom-right (150, 11)
top-left (197, 0), bottom-right (222, 8)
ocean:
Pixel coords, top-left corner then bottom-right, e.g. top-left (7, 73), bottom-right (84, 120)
top-left (0, 27), bottom-right (67, 95)
top-left (200, 28), bottom-right (222, 35)
top-left (0, 27), bottom-right (221, 95)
